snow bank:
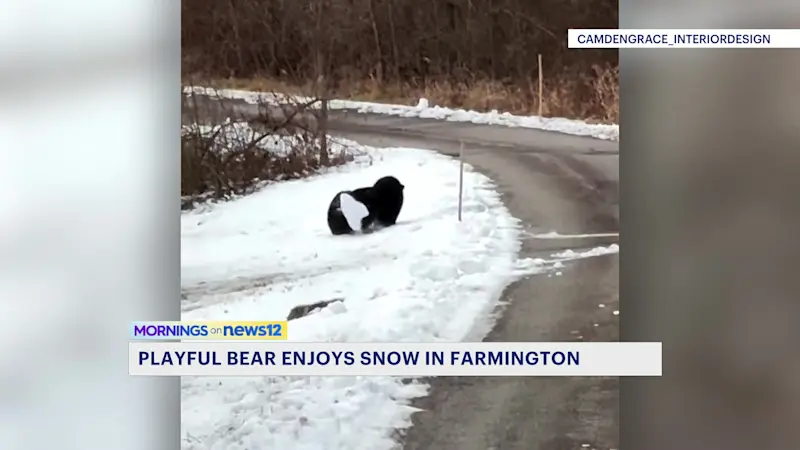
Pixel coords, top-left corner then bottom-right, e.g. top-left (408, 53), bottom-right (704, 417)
top-left (184, 86), bottom-right (619, 142)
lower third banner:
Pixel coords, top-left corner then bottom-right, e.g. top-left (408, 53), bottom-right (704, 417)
top-left (129, 342), bottom-right (661, 377)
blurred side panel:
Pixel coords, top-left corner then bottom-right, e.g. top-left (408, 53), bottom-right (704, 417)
top-left (621, 2), bottom-right (800, 450)
top-left (0, 0), bottom-right (180, 449)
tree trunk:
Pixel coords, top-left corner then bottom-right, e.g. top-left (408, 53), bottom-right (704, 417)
top-left (368, 0), bottom-right (384, 83)
top-left (314, 0), bottom-right (329, 165)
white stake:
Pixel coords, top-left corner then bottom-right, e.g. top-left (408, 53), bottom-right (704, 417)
top-left (458, 141), bottom-right (464, 222)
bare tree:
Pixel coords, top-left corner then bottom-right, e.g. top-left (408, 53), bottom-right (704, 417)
top-left (182, 0), bottom-right (619, 121)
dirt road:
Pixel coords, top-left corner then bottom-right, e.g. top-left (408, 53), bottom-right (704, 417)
top-left (326, 111), bottom-right (620, 450)
top-left (184, 94), bottom-right (620, 449)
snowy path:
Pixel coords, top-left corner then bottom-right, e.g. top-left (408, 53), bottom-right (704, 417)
top-left (181, 146), bottom-right (523, 450)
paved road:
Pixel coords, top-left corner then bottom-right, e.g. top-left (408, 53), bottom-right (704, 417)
top-left (185, 95), bottom-right (620, 450)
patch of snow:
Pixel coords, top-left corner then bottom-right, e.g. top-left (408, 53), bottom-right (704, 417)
top-left (528, 231), bottom-right (619, 240)
top-left (181, 144), bottom-right (526, 450)
top-left (512, 243), bottom-right (619, 276)
top-left (184, 86), bottom-right (619, 142)
top-left (551, 243), bottom-right (619, 260)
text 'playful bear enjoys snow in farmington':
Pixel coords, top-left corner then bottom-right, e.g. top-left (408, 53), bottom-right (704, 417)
top-left (327, 176), bottom-right (405, 235)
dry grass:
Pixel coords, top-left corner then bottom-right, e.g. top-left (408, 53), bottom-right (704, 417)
top-left (193, 64), bottom-right (619, 125)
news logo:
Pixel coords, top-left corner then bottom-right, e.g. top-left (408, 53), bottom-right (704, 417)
top-left (130, 321), bottom-right (288, 341)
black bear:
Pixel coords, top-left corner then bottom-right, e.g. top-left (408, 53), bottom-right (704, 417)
top-left (327, 176), bottom-right (405, 235)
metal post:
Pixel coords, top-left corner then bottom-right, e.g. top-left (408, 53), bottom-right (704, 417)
top-left (458, 141), bottom-right (464, 221)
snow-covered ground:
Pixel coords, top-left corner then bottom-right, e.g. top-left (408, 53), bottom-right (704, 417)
top-left (180, 138), bottom-right (619, 450)
top-left (184, 86), bottom-right (619, 142)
